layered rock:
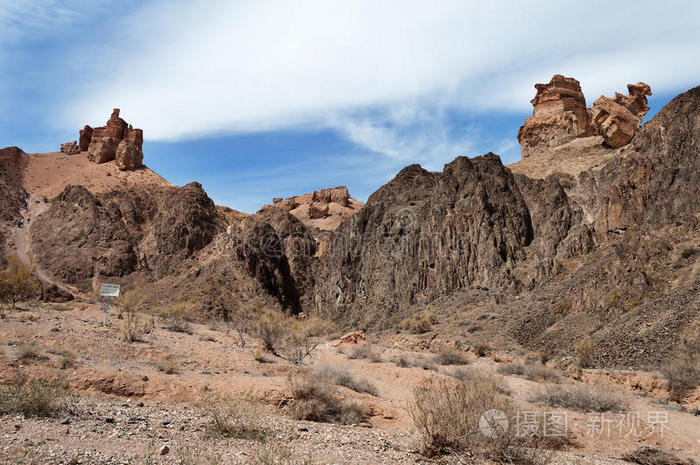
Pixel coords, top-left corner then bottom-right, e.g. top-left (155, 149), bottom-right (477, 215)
top-left (518, 75), bottom-right (593, 158)
top-left (261, 186), bottom-right (363, 231)
top-left (518, 75), bottom-right (652, 157)
top-left (84, 109), bottom-right (144, 170)
top-left (60, 141), bottom-right (80, 155)
top-left (590, 82), bottom-right (652, 148)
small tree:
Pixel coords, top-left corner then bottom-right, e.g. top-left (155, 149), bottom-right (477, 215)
top-left (0, 256), bottom-right (40, 309)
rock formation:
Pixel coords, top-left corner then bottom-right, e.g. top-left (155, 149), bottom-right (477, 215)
top-left (518, 75), bottom-right (651, 157)
top-left (517, 75), bottom-right (593, 158)
top-left (60, 141), bottom-right (80, 155)
top-left (79, 125), bottom-right (93, 151)
top-left (590, 82), bottom-right (652, 148)
top-left (261, 186), bottom-right (363, 231)
top-left (83, 109), bottom-right (144, 170)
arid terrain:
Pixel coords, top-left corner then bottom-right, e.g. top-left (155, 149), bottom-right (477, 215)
top-left (1, 78), bottom-right (698, 464)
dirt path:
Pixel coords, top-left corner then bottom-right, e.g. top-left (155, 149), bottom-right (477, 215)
top-left (6, 191), bottom-right (80, 297)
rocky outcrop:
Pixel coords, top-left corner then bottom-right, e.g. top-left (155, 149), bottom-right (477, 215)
top-left (590, 82), bottom-right (652, 148)
top-left (313, 154), bottom-right (534, 326)
top-left (85, 109), bottom-right (143, 170)
top-left (518, 75), bottom-right (593, 158)
top-left (79, 125), bottom-right (93, 151)
top-left (60, 141), bottom-right (80, 155)
top-left (261, 186), bottom-right (363, 231)
top-left (518, 75), bottom-right (651, 157)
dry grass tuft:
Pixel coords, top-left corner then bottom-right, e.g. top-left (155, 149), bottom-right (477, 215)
top-left (314, 365), bottom-right (378, 396)
top-left (287, 372), bottom-right (366, 425)
top-left (532, 383), bottom-right (628, 412)
top-left (574, 338), bottom-right (598, 368)
top-left (663, 319), bottom-right (700, 402)
top-left (199, 395), bottom-right (268, 441)
top-left (620, 446), bottom-right (694, 465)
top-left (410, 375), bottom-right (549, 463)
top-left (0, 372), bottom-right (73, 418)
top-left (343, 344), bottom-right (383, 362)
top-left (434, 348), bottom-right (470, 366)
top-left (498, 363), bottom-right (561, 383)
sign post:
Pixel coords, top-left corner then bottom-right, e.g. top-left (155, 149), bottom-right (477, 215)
top-left (100, 283), bottom-right (121, 326)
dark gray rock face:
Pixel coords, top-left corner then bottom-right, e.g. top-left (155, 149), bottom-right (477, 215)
top-left (312, 153), bottom-right (534, 325)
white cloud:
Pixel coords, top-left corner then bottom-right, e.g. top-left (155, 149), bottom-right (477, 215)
top-left (5, 0), bottom-right (700, 162)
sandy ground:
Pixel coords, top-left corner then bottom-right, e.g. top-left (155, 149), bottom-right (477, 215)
top-left (22, 151), bottom-right (171, 201)
top-left (1, 303), bottom-right (698, 464)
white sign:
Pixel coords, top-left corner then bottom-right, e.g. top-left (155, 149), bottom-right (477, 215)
top-left (100, 283), bottom-right (121, 297)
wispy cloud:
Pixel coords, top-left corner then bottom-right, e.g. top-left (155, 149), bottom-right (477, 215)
top-left (2, 0), bottom-right (700, 166)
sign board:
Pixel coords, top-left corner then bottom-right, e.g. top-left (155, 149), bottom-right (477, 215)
top-left (100, 283), bottom-right (121, 297)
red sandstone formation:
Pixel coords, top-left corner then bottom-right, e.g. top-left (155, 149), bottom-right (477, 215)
top-left (83, 109), bottom-right (143, 170)
top-left (332, 331), bottom-right (367, 347)
top-left (60, 141), bottom-right (79, 155)
top-left (261, 186), bottom-right (363, 231)
top-left (518, 76), bottom-right (651, 157)
top-left (590, 82), bottom-right (653, 148)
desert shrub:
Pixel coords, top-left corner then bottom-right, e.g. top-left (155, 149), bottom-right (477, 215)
top-left (254, 309), bottom-right (329, 364)
top-left (0, 256), bottom-right (40, 309)
top-left (434, 348), bottom-right (470, 366)
top-left (680, 246), bottom-right (698, 259)
top-left (200, 395), bottom-right (268, 441)
top-left (473, 343), bottom-right (489, 357)
top-left (59, 352), bottom-right (76, 369)
top-left (663, 319), bottom-right (700, 402)
top-left (0, 372), bottom-right (71, 418)
top-left (399, 311), bottom-right (437, 334)
top-left (121, 307), bottom-right (153, 343)
top-left (621, 445), bottom-right (694, 465)
top-left (410, 375), bottom-right (544, 462)
top-left (314, 365), bottom-right (378, 396)
top-left (287, 372), bottom-right (366, 424)
top-left (448, 367), bottom-right (477, 382)
top-left (574, 338), bottom-right (597, 368)
top-left (532, 383), bottom-right (628, 412)
top-left (158, 301), bottom-right (195, 334)
top-left (498, 363), bottom-right (561, 383)
top-left (156, 360), bottom-right (179, 375)
top-left (343, 344), bottom-right (382, 362)
top-left (16, 343), bottom-right (44, 362)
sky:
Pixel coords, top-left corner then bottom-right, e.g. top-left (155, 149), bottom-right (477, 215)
top-left (1, 1), bottom-right (699, 212)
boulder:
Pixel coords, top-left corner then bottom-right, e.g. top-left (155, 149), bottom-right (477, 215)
top-left (518, 75), bottom-right (593, 158)
top-left (590, 82), bottom-right (652, 148)
top-left (332, 331), bottom-right (367, 347)
top-left (308, 202), bottom-right (329, 219)
top-left (312, 186), bottom-right (350, 207)
top-left (60, 141), bottom-right (80, 155)
top-left (115, 140), bottom-right (143, 171)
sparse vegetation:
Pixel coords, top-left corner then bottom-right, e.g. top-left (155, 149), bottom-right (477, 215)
top-left (0, 372), bottom-right (72, 418)
top-left (410, 375), bottom-right (545, 463)
top-left (199, 395), bottom-right (268, 441)
top-left (314, 365), bottom-right (378, 396)
top-left (287, 372), bottom-right (366, 424)
top-left (343, 343), bottom-right (382, 362)
top-left (433, 348), bottom-right (470, 366)
top-left (532, 383), bottom-right (629, 412)
top-left (498, 363), bottom-right (561, 383)
top-left (253, 309), bottom-right (330, 364)
top-left (158, 301), bottom-right (196, 334)
top-left (621, 445), bottom-right (694, 465)
top-left (574, 338), bottom-right (598, 368)
top-left (156, 360), bottom-right (180, 374)
top-left (399, 310), bottom-right (437, 334)
top-left (0, 256), bottom-right (40, 309)
top-left (663, 318), bottom-right (700, 402)
top-left (473, 343), bottom-right (489, 357)
top-left (59, 351), bottom-right (76, 369)
top-left (391, 353), bottom-right (437, 371)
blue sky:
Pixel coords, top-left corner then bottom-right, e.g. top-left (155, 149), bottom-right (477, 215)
top-left (1, 1), bottom-right (699, 212)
